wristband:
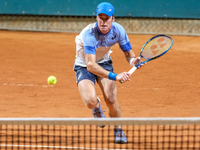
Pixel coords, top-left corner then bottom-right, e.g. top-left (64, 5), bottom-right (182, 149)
top-left (108, 72), bottom-right (117, 81)
top-left (129, 57), bottom-right (136, 66)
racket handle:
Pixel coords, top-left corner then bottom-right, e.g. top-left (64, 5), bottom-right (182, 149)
top-left (128, 66), bottom-right (137, 75)
top-left (119, 66), bottom-right (137, 83)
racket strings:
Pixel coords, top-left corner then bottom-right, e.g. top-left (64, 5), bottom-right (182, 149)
top-left (142, 36), bottom-right (172, 59)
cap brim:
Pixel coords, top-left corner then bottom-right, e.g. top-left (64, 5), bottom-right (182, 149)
top-left (97, 11), bottom-right (112, 17)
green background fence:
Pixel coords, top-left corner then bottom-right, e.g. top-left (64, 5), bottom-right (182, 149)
top-left (0, 0), bottom-right (200, 35)
top-left (0, 0), bottom-right (200, 19)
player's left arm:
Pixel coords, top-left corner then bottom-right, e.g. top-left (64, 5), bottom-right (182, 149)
top-left (124, 50), bottom-right (144, 69)
top-left (116, 24), bottom-right (142, 68)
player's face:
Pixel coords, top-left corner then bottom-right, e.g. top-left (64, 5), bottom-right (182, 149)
top-left (96, 13), bottom-right (114, 34)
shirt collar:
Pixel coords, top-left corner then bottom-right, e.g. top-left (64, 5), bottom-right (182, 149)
top-left (96, 22), bottom-right (112, 36)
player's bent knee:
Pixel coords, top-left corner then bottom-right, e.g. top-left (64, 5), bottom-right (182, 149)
top-left (83, 97), bottom-right (97, 109)
top-left (86, 102), bottom-right (96, 109)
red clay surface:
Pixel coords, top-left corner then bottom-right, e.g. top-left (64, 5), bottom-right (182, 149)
top-left (1, 30), bottom-right (200, 118)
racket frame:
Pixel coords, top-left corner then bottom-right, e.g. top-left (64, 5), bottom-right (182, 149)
top-left (136, 34), bottom-right (173, 68)
top-left (120, 34), bottom-right (173, 83)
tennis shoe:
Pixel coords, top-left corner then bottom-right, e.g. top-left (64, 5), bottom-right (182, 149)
top-left (92, 97), bottom-right (106, 128)
top-left (114, 128), bottom-right (127, 144)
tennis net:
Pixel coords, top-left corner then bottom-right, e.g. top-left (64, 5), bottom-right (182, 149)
top-left (0, 117), bottom-right (200, 150)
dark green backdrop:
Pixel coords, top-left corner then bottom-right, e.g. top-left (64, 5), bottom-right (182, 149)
top-left (0, 0), bottom-right (199, 19)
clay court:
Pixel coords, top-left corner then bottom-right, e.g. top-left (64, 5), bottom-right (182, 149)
top-left (0, 30), bottom-right (200, 118)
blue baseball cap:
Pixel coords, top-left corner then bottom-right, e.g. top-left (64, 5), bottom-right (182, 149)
top-left (96, 2), bottom-right (114, 17)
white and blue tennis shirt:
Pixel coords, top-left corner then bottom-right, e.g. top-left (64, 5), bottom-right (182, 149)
top-left (74, 22), bottom-right (132, 67)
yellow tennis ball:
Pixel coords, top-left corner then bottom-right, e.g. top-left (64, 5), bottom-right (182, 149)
top-left (47, 76), bottom-right (57, 85)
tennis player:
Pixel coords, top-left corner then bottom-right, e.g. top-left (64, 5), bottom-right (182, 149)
top-left (73, 2), bottom-right (144, 144)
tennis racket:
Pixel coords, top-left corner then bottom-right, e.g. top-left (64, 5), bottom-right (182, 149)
top-left (120, 34), bottom-right (173, 83)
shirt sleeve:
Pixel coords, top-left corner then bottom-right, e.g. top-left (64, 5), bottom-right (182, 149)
top-left (82, 30), bottom-right (96, 55)
top-left (117, 25), bottom-right (132, 52)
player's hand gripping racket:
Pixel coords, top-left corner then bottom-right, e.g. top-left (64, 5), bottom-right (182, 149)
top-left (120, 34), bottom-right (173, 83)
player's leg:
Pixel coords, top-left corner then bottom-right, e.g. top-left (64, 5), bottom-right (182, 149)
top-left (74, 65), bottom-right (98, 109)
top-left (98, 77), bottom-right (121, 117)
top-left (97, 59), bottom-right (121, 118)
top-left (78, 79), bottom-right (98, 109)
top-left (97, 59), bottom-right (127, 143)
top-left (74, 65), bottom-right (105, 125)
top-left (98, 77), bottom-right (127, 143)
top-left (78, 79), bottom-right (106, 128)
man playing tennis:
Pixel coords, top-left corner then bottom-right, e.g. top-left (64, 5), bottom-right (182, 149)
top-left (73, 2), bottom-right (144, 144)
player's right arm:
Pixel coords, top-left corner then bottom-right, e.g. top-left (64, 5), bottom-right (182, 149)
top-left (85, 53), bottom-right (110, 78)
top-left (85, 53), bottom-right (131, 82)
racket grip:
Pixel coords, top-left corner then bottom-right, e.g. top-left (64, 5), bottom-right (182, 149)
top-left (119, 66), bottom-right (137, 84)
top-left (128, 66), bottom-right (137, 74)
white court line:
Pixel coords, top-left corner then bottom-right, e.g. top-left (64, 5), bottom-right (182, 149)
top-left (0, 144), bottom-right (133, 150)
top-left (3, 83), bottom-right (53, 88)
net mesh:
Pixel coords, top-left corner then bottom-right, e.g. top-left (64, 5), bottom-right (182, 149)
top-left (0, 118), bottom-right (200, 150)
top-left (142, 36), bottom-right (173, 59)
